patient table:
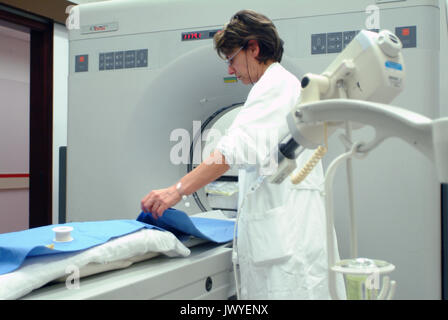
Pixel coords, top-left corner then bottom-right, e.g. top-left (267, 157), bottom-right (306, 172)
top-left (22, 241), bottom-right (234, 300)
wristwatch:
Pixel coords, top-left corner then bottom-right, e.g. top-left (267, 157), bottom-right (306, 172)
top-left (176, 182), bottom-right (190, 207)
top-left (176, 182), bottom-right (186, 198)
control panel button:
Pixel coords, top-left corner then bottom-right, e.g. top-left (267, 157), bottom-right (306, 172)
top-left (75, 54), bottom-right (88, 72)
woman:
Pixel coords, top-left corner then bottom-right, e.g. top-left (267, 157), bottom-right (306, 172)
top-left (141, 10), bottom-right (344, 300)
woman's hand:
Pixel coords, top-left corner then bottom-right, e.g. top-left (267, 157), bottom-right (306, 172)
top-left (140, 184), bottom-right (181, 219)
top-left (140, 151), bottom-right (229, 219)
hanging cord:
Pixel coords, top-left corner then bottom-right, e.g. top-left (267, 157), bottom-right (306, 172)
top-left (344, 121), bottom-right (357, 258)
top-left (324, 140), bottom-right (368, 299)
top-left (245, 48), bottom-right (254, 85)
top-left (232, 175), bottom-right (267, 300)
top-left (290, 122), bottom-right (328, 184)
top-left (336, 80), bottom-right (358, 259)
top-left (232, 199), bottom-right (243, 300)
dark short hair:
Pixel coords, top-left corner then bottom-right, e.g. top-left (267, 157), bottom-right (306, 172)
top-left (214, 9), bottom-right (284, 64)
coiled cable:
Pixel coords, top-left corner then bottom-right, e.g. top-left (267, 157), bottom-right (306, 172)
top-left (291, 122), bottom-right (328, 184)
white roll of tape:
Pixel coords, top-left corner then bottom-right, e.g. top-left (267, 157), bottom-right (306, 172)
top-left (52, 226), bottom-right (74, 242)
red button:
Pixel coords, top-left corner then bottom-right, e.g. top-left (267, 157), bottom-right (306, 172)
top-left (402, 28), bottom-right (410, 36)
top-left (79, 56), bottom-right (85, 62)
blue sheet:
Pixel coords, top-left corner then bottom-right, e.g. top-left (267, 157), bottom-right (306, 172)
top-left (137, 208), bottom-right (235, 243)
top-left (0, 220), bottom-right (155, 275)
top-left (0, 209), bottom-right (234, 275)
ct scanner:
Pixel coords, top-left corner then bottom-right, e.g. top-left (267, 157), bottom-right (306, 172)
top-left (65, 7), bottom-right (303, 221)
top-left (24, 0), bottom-right (448, 299)
top-left (26, 0), bottom-right (306, 300)
top-left (51, 0), bottom-right (303, 300)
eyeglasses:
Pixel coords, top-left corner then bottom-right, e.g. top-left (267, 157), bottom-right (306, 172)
top-left (225, 46), bottom-right (243, 66)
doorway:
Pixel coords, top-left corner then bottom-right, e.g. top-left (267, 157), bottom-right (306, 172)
top-left (0, 6), bottom-right (53, 230)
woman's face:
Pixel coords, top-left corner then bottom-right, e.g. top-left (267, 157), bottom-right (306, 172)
top-left (226, 46), bottom-right (252, 84)
top-left (225, 42), bottom-right (268, 85)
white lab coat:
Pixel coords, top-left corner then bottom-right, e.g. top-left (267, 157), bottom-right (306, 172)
top-left (216, 62), bottom-right (345, 299)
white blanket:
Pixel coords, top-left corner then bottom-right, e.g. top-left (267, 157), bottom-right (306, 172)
top-left (0, 229), bottom-right (190, 300)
